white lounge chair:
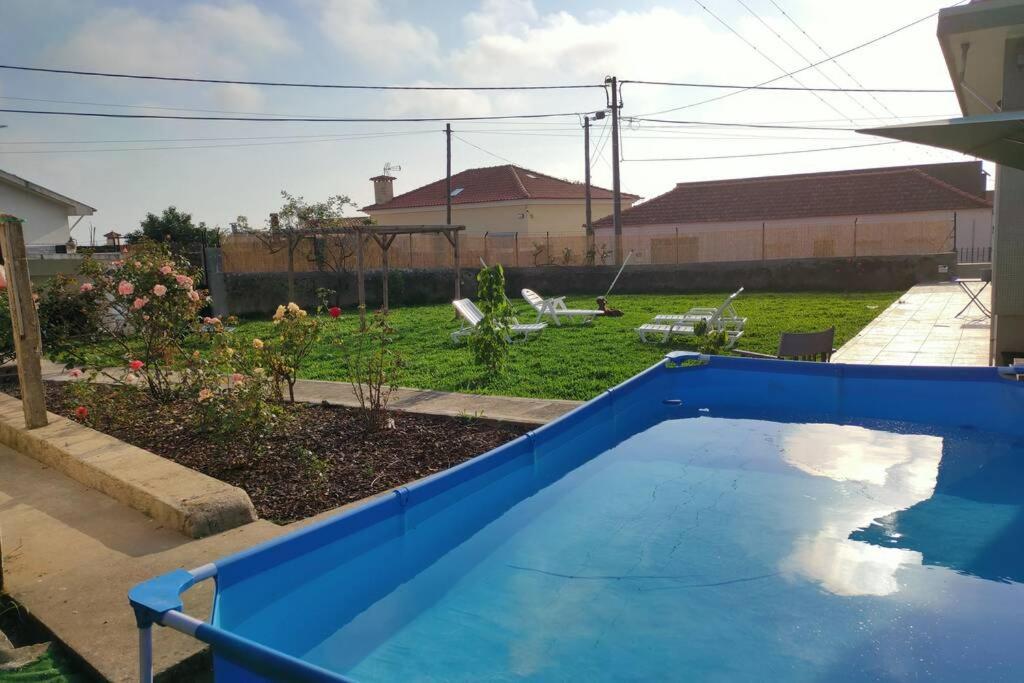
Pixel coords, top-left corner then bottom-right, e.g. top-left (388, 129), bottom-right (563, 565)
top-left (652, 287), bottom-right (745, 325)
top-left (521, 289), bottom-right (602, 326)
top-left (451, 299), bottom-right (547, 344)
top-left (637, 287), bottom-right (746, 346)
top-left (636, 321), bottom-right (745, 347)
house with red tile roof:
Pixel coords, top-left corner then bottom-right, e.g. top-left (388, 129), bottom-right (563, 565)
top-left (593, 161), bottom-right (992, 263)
top-left (363, 164), bottom-right (639, 235)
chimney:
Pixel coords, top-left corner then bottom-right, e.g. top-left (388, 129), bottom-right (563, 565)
top-left (370, 175), bottom-right (396, 206)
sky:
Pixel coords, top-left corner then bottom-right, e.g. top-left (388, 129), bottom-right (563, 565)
top-left (0, 0), bottom-right (981, 243)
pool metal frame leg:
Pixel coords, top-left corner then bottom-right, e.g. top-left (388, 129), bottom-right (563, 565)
top-left (139, 625), bottom-right (153, 683)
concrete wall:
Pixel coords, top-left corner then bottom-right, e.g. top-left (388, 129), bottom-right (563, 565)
top-left (366, 198), bottom-right (631, 236)
top-left (218, 252), bottom-right (954, 316)
top-left (0, 185), bottom-right (72, 246)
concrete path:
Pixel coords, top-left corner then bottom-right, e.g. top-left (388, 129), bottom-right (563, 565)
top-left (37, 361), bottom-right (583, 426)
top-left (831, 282), bottom-right (991, 366)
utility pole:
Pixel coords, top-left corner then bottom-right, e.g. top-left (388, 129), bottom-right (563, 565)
top-left (584, 116), bottom-right (592, 235)
top-left (606, 75), bottom-right (623, 264)
top-left (445, 123), bottom-right (452, 225)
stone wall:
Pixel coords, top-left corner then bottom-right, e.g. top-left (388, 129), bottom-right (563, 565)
top-left (216, 252), bottom-right (954, 316)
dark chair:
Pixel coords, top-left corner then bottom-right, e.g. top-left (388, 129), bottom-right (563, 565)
top-left (734, 327), bottom-right (835, 362)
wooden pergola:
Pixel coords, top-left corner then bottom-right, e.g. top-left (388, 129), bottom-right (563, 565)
top-left (353, 224), bottom-right (466, 329)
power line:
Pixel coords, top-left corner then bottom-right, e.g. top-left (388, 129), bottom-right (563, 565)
top-left (621, 79), bottom-right (951, 94)
top-left (628, 117), bottom-right (852, 131)
top-left (0, 131), bottom-right (436, 154)
top-left (452, 134), bottom-right (518, 165)
top-left (625, 141), bottom-right (900, 162)
top-left (688, 0), bottom-right (853, 122)
top-left (0, 63), bottom-right (602, 91)
top-left (734, 0), bottom-right (885, 121)
top-left (0, 130), bottom-right (431, 145)
top-left (639, 0), bottom-right (968, 116)
top-left (766, 0), bottom-right (903, 121)
top-left (0, 108), bottom-right (582, 123)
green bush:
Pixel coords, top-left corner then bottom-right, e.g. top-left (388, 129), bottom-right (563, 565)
top-left (467, 265), bottom-right (513, 374)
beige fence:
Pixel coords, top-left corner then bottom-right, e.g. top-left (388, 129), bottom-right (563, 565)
top-left (220, 219), bottom-right (954, 273)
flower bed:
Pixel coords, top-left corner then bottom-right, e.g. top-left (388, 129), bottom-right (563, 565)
top-left (2, 380), bottom-right (527, 522)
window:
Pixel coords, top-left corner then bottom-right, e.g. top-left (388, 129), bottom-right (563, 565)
top-left (450, 187), bottom-right (464, 197)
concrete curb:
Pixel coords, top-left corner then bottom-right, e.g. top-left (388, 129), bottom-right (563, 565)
top-left (0, 393), bottom-right (257, 538)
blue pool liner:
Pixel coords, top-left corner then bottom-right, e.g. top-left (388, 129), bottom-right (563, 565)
top-left (129, 353), bottom-right (1024, 682)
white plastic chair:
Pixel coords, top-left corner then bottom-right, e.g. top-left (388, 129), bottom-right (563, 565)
top-left (451, 299), bottom-right (547, 344)
top-left (521, 289), bottom-right (601, 326)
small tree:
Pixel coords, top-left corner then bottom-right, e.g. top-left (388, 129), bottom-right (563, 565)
top-left (247, 191), bottom-right (356, 302)
top-left (468, 265), bottom-right (513, 374)
top-left (128, 206), bottom-right (221, 246)
top-left (345, 310), bottom-right (402, 431)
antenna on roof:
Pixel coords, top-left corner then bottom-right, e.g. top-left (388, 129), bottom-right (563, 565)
top-left (383, 162), bottom-right (401, 176)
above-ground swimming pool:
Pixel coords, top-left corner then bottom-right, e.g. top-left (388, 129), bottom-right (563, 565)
top-left (131, 353), bottom-right (1024, 682)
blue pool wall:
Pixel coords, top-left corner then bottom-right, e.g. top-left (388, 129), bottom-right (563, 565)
top-left (132, 356), bottom-right (1024, 681)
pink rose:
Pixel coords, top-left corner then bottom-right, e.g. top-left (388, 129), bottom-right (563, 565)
top-left (68, 368), bottom-right (82, 378)
top-left (133, 297), bottom-right (149, 310)
top-left (79, 282), bottom-right (94, 293)
top-left (134, 261), bottom-right (142, 268)
top-left (188, 290), bottom-right (201, 302)
top-left (117, 280), bottom-right (134, 296)
top-left (198, 388), bottom-right (213, 402)
top-left (159, 265), bottom-right (173, 275)
top-left (75, 406), bottom-right (89, 419)
top-left (175, 274), bottom-right (193, 287)
top-left (203, 316), bottom-right (221, 325)
top-left (152, 284), bottom-right (167, 297)
top-left (128, 359), bottom-right (144, 371)
top-left (231, 373), bottom-right (244, 385)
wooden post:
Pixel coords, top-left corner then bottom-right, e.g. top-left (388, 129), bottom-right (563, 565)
top-left (356, 229), bottom-right (366, 330)
top-left (0, 216), bottom-right (48, 428)
top-left (453, 230), bottom-right (461, 300)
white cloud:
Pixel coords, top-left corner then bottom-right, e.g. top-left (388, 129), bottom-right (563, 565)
top-left (50, 3), bottom-right (294, 77)
top-left (463, 0), bottom-right (538, 36)
top-left (211, 83), bottom-right (267, 113)
top-left (318, 0), bottom-right (440, 74)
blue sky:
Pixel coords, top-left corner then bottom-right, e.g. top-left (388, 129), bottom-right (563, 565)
top-left (0, 0), bottom-right (974, 242)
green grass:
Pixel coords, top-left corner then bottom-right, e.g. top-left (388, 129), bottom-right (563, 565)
top-left (229, 291), bottom-right (899, 402)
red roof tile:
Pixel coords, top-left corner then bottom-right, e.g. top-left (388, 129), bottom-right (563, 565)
top-left (593, 162), bottom-right (990, 228)
top-left (364, 164), bottom-right (638, 211)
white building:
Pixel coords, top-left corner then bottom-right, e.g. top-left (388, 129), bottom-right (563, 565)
top-left (593, 161), bottom-right (992, 263)
top-left (0, 169), bottom-right (95, 249)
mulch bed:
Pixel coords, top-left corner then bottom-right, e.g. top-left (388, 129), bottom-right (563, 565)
top-left (1, 381), bottom-right (528, 522)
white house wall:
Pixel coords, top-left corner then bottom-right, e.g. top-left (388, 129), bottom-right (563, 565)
top-left (0, 184), bottom-right (72, 245)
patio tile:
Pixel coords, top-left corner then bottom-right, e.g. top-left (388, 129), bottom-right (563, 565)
top-left (874, 351), bottom-right (917, 365)
top-left (911, 354), bottom-right (955, 366)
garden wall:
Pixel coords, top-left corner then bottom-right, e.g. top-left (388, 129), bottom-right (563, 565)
top-left (216, 252), bottom-right (954, 316)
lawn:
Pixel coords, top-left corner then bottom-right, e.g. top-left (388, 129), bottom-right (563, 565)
top-left (229, 291), bottom-right (900, 402)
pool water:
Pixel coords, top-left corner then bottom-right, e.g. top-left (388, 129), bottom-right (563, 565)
top-left (221, 409), bottom-right (1024, 681)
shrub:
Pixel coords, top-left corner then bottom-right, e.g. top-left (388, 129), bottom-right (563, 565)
top-left (693, 320), bottom-right (728, 355)
top-left (345, 310), bottom-right (402, 431)
top-left (182, 320), bottom-right (284, 443)
top-left (36, 273), bottom-right (103, 357)
top-left (73, 241), bottom-right (207, 402)
top-left (467, 265), bottom-right (513, 374)
top-left (0, 289), bottom-right (13, 365)
top-left (258, 302), bottom-right (320, 402)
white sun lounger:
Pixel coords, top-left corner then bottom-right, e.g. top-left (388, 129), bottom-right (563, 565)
top-left (451, 298), bottom-right (547, 344)
top-left (652, 287), bottom-right (745, 325)
top-left (521, 289), bottom-right (601, 326)
top-left (637, 287), bottom-right (746, 346)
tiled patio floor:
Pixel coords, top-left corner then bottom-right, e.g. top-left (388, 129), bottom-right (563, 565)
top-left (831, 282), bottom-right (991, 366)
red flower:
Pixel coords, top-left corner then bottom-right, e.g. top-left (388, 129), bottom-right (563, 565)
top-left (128, 359), bottom-right (144, 371)
top-left (75, 406), bottom-right (88, 419)
top-left (328, 306), bottom-right (342, 318)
